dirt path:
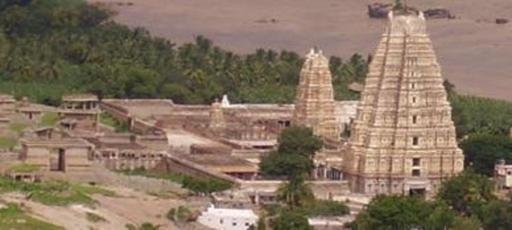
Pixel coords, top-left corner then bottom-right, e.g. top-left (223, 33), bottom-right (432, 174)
top-left (89, 0), bottom-right (512, 101)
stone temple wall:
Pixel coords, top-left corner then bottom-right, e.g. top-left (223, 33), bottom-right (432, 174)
top-left (343, 11), bottom-right (464, 197)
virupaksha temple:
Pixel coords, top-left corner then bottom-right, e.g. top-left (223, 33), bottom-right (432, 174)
top-left (0, 10), bottom-right (464, 207)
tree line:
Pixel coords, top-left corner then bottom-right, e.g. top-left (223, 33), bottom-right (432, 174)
top-left (0, 0), bottom-right (367, 106)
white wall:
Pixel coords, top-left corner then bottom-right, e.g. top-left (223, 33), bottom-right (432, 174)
top-left (197, 206), bottom-right (257, 230)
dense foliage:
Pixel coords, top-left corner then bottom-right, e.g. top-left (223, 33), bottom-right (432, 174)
top-left (354, 171), bottom-right (512, 230)
top-left (304, 199), bottom-right (350, 217)
top-left (352, 195), bottom-right (473, 230)
top-left (477, 197), bottom-right (512, 230)
top-left (181, 175), bottom-right (233, 194)
top-left (450, 94), bottom-right (512, 137)
top-left (272, 209), bottom-right (312, 230)
top-left (437, 170), bottom-right (495, 215)
top-left (259, 126), bottom-right (323, 179)
top-left (436, 171), bottom-right (512, 230)
top-left (461, 134), bottom-right (512, 175)
top-left (0, 0), bottom-right (367, 105)
top-left (276, 176), bottom-right (315, 208)
top-left (259, 127), bottom-right (348, 229)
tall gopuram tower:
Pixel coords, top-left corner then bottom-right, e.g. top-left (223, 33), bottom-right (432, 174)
top-left (343, 11), bottom-right (464, 196)
top-left (293, 49), bottom-right (340, 141)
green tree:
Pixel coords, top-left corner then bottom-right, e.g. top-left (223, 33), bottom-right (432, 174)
top-left (451, 216), bottom-right (481, 230)
top-left (461, 133), bottom-right (512, 175)
top-left (276, 176), bottom-right (314, 209)
top-left (259, 126), bottom-right (323, 179)
top-left (477, 198), bottom-right (512, 230)
top-left (352, 195), bottom-right (473, 230)
top-left (277, 126), bottom-right (323, 159)
top-left (437, 170), bottom-right (495, 215)
top-left (450, 95), bottom-right (512, 137)
top-left (272, 209), bottom-right (311, 230)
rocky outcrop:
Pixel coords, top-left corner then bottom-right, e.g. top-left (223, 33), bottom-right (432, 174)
top-left (496, 18), bottom-right (509, 24)
top-left (424, 8), bottom-right (455, 19)
top-left (368, 3), bottom-right (454, 20)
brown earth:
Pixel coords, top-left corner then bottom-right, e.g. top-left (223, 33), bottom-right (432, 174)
top-left (88, 0), bottom-right (512, 101)
top-left (3, 187), bottom-right (210, 230)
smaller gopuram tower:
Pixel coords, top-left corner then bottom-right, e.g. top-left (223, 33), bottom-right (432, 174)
top-left (293, 49), bottom-right (340, 141)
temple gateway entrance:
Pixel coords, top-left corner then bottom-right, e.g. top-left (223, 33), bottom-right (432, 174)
top-left (409, 188), bottom-right (426, 197)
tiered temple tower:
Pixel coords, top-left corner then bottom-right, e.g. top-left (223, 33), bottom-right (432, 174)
top-left (343, 11), bottom-right (464, 196)
top-left (293, 49), bottom-right (340, 141)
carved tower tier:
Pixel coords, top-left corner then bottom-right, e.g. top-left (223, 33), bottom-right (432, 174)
top-left (293, 49), bottom-right (340, 141)
top-left (343, 11), bottom-right (464, 196)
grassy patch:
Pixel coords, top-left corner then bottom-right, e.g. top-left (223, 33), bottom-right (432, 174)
top-left (29, 182), bottom-right (116, 206)
top-left (119, 168), bottom-right (233, 194)
top-left (0, 203), bottom-right (63, 230)
top-left (85, 212), bottom-right (107, 223)
top-left (7, 164), bottom-right (40, 173)
top-left (125, 222), bottom-right (161, 230)
top-left (303, 200), bottom-right (350, 217)
top-left (40, 112), bottom-right (59, 127)
top-left (100, 113), bottom-right (130, 132)
top-left (0, 137), bottom-right (17, 149)
top-left (0, 177), bottom-right (115, 206)
top-left (139, 222), bottom-right (161, 230)
top-left (8, 122), bottom-right (28, 134)
top-left (263, 199), bottom-right (350, 218)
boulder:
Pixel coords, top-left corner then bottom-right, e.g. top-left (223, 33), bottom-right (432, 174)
top-left (368, 3), bottom-right (418, 19)
top-left (496, 18), bottom-right (509, 24)
top-left (368, 3), bottom-right (454, 20)
top-left (368, 3), bottom-right (392, 19)
top-left (424, 8), bottom-right (455, 19)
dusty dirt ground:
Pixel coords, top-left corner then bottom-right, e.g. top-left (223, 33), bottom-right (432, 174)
top-left (2, 187), bottom-right (210, 230)
top-left (88, 0), bottom-right (512, 101)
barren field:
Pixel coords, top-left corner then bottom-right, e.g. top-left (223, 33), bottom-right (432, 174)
top-left (89, 0), bottom-right (512, 101)
top-left (3, 187), bottom-right (209, 230)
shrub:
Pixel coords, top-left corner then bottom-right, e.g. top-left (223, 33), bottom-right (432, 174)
top-left (85, 212), bottom-right (107, 223)
top-left (40, 112), bottom-right (59, 127)
top-left (304, 200), bottom-right (350, 217)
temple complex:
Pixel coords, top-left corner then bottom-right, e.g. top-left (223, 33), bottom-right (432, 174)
top-left (343, 11), bottom-right (464, 196)
top-left (293, 49), bottom-right (341, 141)
top-left (0, 10), bottom-right (466, 213)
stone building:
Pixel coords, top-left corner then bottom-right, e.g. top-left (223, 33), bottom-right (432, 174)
top-left (494, 159), bottom-right (512, 191)
top-left (293, 49), bottom-right (341, 141)
top-left (343, 11), bottom-right (464, 196)
top-left (85, 134), bottom-right (167, 171)
top-left (59, 94), bottom-right (100, 132)
top-left (0, 94), bottom-right (15, 115)
top-left (20, 137), bottom-right (94, 172)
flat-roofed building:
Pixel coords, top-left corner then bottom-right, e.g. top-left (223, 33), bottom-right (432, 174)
top-left (20, 137), bottom-right (93, 172)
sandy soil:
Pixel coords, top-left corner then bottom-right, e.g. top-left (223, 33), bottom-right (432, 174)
top-left (3, 187), bottom-right (209, 230)
top-left (89, 0), bottom-right (512, 101)
top-left (166, 129), bottom-right (224, 151)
